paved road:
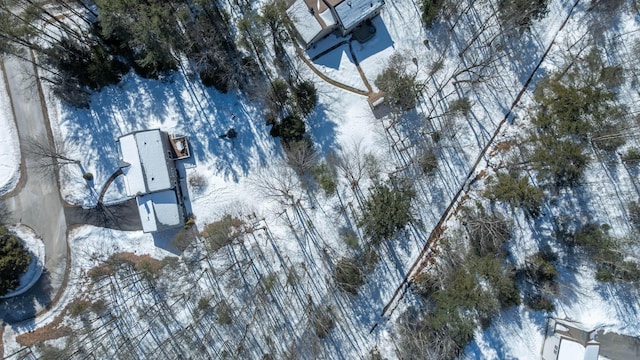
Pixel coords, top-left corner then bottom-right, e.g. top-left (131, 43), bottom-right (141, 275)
top-left (597, 330), bottom-right (640, 360)
top-left (65, 199), bottom-right (142, 231)
top-left (0, 55), bottom-right (68, 323)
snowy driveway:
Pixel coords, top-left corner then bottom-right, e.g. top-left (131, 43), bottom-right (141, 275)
top-left (0, 55), bottom-right (68, 322)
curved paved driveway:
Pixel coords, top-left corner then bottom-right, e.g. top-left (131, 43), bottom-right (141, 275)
top-left (0, 54), bottom-right (68, 323)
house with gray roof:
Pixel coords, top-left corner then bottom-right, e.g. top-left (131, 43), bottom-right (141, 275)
top-left (287, 0), bottom-right (385, 48)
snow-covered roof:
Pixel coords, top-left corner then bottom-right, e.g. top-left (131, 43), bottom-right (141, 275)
top-left (334, 0), bottom-right (385, 32)
top-left (119, 129), bottom-right (172, 196)
top-left (136, 190), bottom-right (182, 233)
top-left (287, 0), bottom-right (324, 44)
top-left (542, 319), bottom-right (600, 360)
top-left (557, 338), bottom-right (598, 360)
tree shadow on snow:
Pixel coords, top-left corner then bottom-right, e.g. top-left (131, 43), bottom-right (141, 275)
top-left (0, 269), bottom-right (53, 324)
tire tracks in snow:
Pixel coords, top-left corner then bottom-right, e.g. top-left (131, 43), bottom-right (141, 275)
top-left (370, 0), bottom-right (583, 333)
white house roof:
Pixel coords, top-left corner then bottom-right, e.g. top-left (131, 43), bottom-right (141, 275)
top-left (287, 0), bottom-right (325, 44)
top-left (334, 0), bottom-right (384, 32)
top-left (558, 338), bottom-right (585, 360)
top-left (136, 190), bottom-right (182, 233)
top-left (119, 129), bottom-right (172, 196)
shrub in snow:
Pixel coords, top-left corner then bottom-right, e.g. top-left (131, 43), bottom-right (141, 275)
top-left (622, 148), bottom-right (640, 166)
top-left (292, 80), bottom-right (317, 117)
top-left (396, 305), bottom-right (473, 359)
top-left (358, 179), bottom-right (416, 244)
top-left (202, 215), bottom-right (244, 252)
top-left (362, 246), bottom-right (380, 273)
top-left (312, 305), bottom-right (335, 338)
top-left (188, 173), bottom-right (208, 194)
top-left (568, 223), bottom-right (640, 283)
top-left (524, 294), bottom-right (554, 312)
top-left (498, 0), bottom-right (550, 32)
top-left (374, 53), bottom-right (419, 112)
top-left (628, 201), bottom-right (640, 229)
top-left (485, 172), bottom-right (544, 217)
top-left (339, 227), bottom-right (359, 250)
top-left (197, 297), bottom-right (210, 312)
top-left (473, 255), bottom-right (520, 308)
top-left (284, 138), bottom-right (316, 175)
top-left (83, 172), bottom-right (94, 181)
top-left (530, 137), bottom-right (589, 189)
top-left (277, 115), bottom-right (307, 144)
top-left (417, 146), bottom-right (438, 175)
top-left (334, 257), bottom-right (364, 295)
top-left (419, 0), bottom-right (444, 27)
top-left (68, 299), bottom-right (92, 317)
top-left (262, 273), bottom-right (278, 292)
top-left (447, 97), bottom-right (472, 117)
top-left (216, 300), bottom-right (233, 325)
top-left (524, 251), bottom-right (559, 285)
top-left (173, 228), bottom-right (196, 252)
top-left (311, 162), bottom-right (337, 195)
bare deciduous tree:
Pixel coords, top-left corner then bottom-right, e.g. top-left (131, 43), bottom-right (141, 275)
top-left (253, 163), bottom-right (301, 206)
top-left (284, 140), bottom-right (317, 175)
top-left (462, 206), bottom-right (512, 257)
top-left (336, 141), bottom-right (370, 189)
top-left (25, 137), bottom-right (80, 172)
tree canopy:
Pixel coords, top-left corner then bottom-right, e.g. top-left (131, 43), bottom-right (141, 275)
top-left (0, 226), bottom-right (32, 296)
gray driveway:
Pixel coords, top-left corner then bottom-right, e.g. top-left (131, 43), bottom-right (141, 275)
top-left (0, 55), bottom-right (68, 323)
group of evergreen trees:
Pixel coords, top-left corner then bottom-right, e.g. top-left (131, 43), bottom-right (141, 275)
top-left (0, 0), bottom-right (246, 107)
top-left (0, 225), bottom-right (31, 296)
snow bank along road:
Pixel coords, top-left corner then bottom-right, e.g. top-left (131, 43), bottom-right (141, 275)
top-left (0, 54), bottom-right (68, 322)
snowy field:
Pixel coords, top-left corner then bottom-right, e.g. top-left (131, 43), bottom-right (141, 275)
top-left (3, 0), bottom-right (640, 358)
top-left (0, 66), bottom-right (20, 196)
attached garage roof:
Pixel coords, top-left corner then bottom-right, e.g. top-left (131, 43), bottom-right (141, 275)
top-left (136, 190), bottom-right (182, 233)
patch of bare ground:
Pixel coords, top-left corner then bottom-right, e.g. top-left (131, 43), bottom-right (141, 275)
top-left (87, 252), bottom-right (164, 281)
top-left (15, 307), bottom-right (72, 347)
top-left (1, 323), bottom-right (4, 357)
top-left (494, 140), bottom-right (516, 153)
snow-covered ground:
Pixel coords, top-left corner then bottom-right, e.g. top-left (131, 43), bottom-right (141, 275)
top-left (3, 0), bottom-right (640, 358)
top-left (0, 66), bottom-right (20, 196)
